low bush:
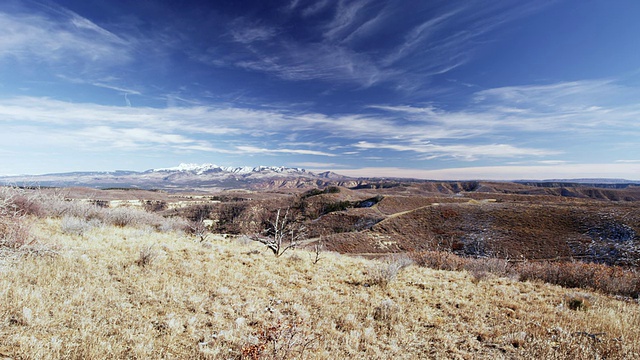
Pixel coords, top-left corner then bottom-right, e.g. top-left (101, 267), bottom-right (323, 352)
top-left (60, 216), bottom-right (99, 235)
top-left (0, 187), bottom-right (33, 248)
top-left (409, 250), bottom-right (468, 271)
top-left (367, 255), bottom-right (413, 287)
top-left (464, 257), bottom-right (516, 281)
top-left (321, 200), bottom-right (352, 215)
top-left (410, 248), bottom-right (640, 298)
top-left (517, 260), bottom-right (640, 298)
top-left (136, 245), bottom-right (159, 268)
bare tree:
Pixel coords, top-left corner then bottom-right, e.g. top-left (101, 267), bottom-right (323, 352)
top-left (253, 208), bottom-right (307, 257)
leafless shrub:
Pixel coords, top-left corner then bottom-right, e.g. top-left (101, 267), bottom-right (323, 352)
top-left (517, 261), bottom-right (640, 298)
top-left (188, 219), bottom-right (210, 242)
top-left (157, 216), bottom-right (190, 233)
top-left (373, 298), bottom-right (400, 323)
top-left (28, 190), bottom-right (101, 219)
top-left (409, 250), bottom-right (468, 271)
top-left (0, 216), bottom-right (32, 249)
top-left (143, 200), bottom-right (167, 212)
top-left (0, 187), bottom-right (33, 249)
top-left (107, 207), bottom-right (140, 227)
top-left (464, 257), bottom-right (515, 282)
top-left (8, 190), bottom-right (44, 216)
top-left (136, 245), bottom-right (158, 268)
top-left (241, 318), bottom-right (315, 360)
top-left (367, 255), bottom-right (413, 287)
top-left (311, 237), bottom-right (324, 265)
top-left (105, 207), bottom-right (166, 228)
top-left (60, 215), bottom-right (99, 235)
top-left (253, 208), bottom-right (307, 257)
top-left (409, 247), bottom-right (640, 298)
top-left (565, 292), bottom-right (593, 311)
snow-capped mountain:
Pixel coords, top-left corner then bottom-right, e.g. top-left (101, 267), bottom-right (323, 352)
top-left (0, 164), bottom-right (346, 191)
top-left (151, 163), bottom-right (307, 175)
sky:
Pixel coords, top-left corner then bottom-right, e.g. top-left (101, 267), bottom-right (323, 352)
top-left (1, 0), bottom-right (639, 180)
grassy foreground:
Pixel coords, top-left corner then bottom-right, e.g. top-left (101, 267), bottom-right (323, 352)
top-left (1, 218), bottom-right (640, 359)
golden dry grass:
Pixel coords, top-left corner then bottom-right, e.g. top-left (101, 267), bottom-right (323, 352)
top-left (1, 217), bottom-right (640, 359)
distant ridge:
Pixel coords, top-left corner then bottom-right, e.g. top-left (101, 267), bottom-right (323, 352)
top-left (0, 163), bottom-right (349, 191)
top-left (2, 164), bottom-right (639, 192)
top-left (539, 178), bottom-right (637, 184)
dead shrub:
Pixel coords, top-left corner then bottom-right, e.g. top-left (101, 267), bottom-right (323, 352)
top-left (136, 245), bottom-right (158, 268)
top-left (409, 250), bottom-right (468, 271)
top-left (253, 208), bottom-right (307, 257)
top-left (157, 216), bottom-right (190, 233)
top-left (0, 216), bottom-right (32, 249)
top-left (0, 187), bottom-right (33, 248)
top-left (373, 298), bottom-right (400, 323)
top-left (188, 219), bottom-right (210, 242)
top-left (565, 292), bottom-right (593, 311)
top-left (241, 318), bottom-right (315, 360)
top-left (107, 207), bottom-right (140, 227)
top-left (60, 216), bottom-right (99, 235)
top-left (367, 255), bottom-right (413, 287)
top-left (516, 261), bottom-right (640, 298)
top-left (464, 257), bottom-right (515, 282)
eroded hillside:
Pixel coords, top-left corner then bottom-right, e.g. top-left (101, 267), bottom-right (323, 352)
top-left (35, 181), bottom-right (640, 267)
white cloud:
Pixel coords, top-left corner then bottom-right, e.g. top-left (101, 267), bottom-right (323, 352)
top-left (354, 141), bottom-right (558, 160)
top-left (230, 24), bottom-right (277, 44)
top-left (0, 10), bottom-right (132, 68)
top-left (383, 9), bottom-right (462, 66)
top-left (336, 163), bottom-right (640, 181)
top-left (301, 0), bottom-right (332, 17)
top-left (322, 0), bottom-right (372, 41)
top-left (616, 160), bottom-right (640, 164)
top-left (235, 42), bottom-right (389, 86)
top-left (1, 72), bottom-right (637, 169)
top-left (289, 162), bottom-right (348, 169)
top-left (235, 146), bottom-right (335, 157)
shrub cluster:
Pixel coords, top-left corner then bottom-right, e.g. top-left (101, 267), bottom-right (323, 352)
top-left (367, 255), bottom-right (414, 287)
top-left (301, 186), bottom-right (340, 199)
top-left (0, 187), bottom-right (34, 248)
top-left (409, 250), bottom-right (640, 298)
top-left (0, 186), bottom-right (190, 243)
top-left (518, 260), bottom-right (640, 298)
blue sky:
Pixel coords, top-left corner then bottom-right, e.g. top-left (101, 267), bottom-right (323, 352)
top-left (1, 0), bottom-right (639, 180)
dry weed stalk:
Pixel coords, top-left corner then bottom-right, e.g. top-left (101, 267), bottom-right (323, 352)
top-left (311, 237), bottom-right (324, 265)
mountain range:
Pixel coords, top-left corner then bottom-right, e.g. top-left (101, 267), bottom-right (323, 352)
top-left (1, 163), bottom-right (639, 192)
top-left (0, 163), bottom-right (348, 191)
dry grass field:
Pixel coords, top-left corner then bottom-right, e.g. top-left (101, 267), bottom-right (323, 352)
top-left (1, 186), bottom-right (640, 359)
top-left (1, 224), bottom-right (639, 358)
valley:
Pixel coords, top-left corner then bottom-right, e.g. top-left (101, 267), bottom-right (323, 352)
top-left (36, 177), bottom-right (640, 268)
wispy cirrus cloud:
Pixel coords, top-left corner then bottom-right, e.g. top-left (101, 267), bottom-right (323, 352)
top-left (235, 146), bottom-right (335, 157)
top-left (229, 22), bottom-right (277, 44)
top-left (207, 1), bottom-right (552, 89)
top-left (234, 42), bottom-right (390, 86)
top-left (353, 141), bottom-right (557, 161)
top-left (322, 0), bottom-right (372, 41)
top-left (0, 8), bottom-right (132, 69)
top-left (1, 75), bottom-right (636, 166)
